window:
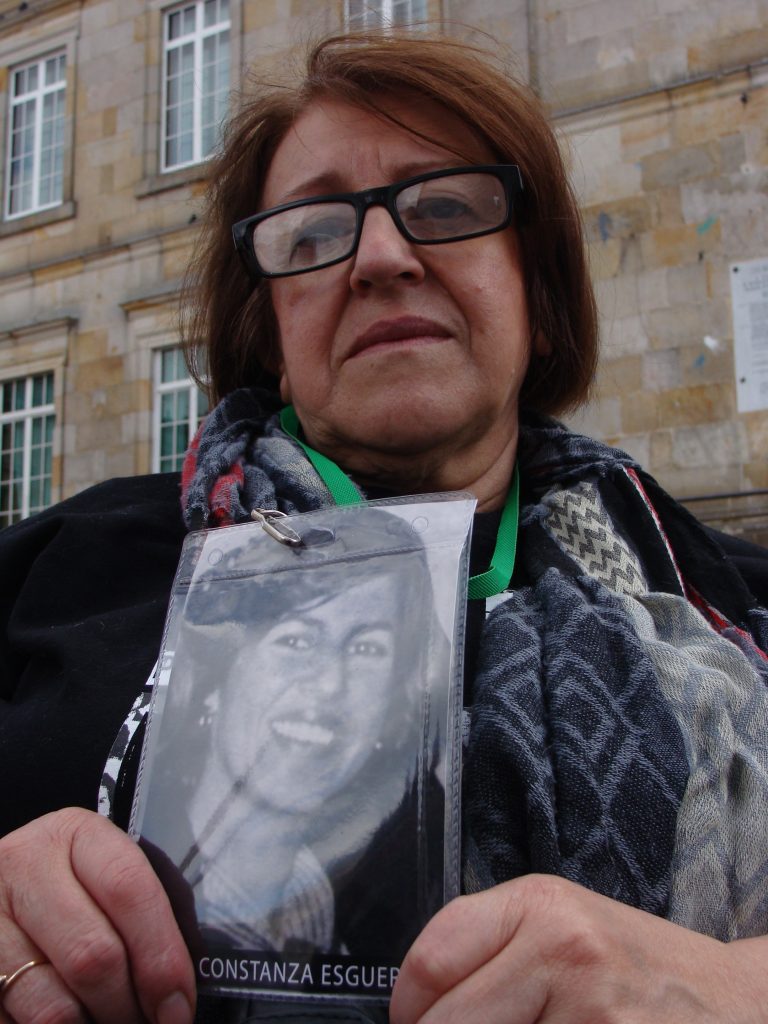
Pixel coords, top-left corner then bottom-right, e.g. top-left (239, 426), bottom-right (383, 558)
top-left (343, 0), bottom-right (427, 28)
top-left (5, 52), bottom-right (66, 219)
top-left (162, 0), bottom-right (230, 172)
top-left (0, 372), bottom-right (55, 526)
top-left (153, 347), bottom-right (209, 472)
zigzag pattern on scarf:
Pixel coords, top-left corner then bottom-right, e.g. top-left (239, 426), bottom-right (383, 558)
top-left (544, 483), bottom-right (647, 596)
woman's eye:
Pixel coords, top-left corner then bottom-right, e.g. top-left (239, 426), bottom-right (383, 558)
top-left (414, 196), bottom-right (471, 220)
top-left (292, 226), bottom-right (333, 252)
top-left (346, 638), bottom-right (390, 658)
top-left (289, 218), bottom-right (352, 265)
top-left (273, 633), bottom-right (311, 650)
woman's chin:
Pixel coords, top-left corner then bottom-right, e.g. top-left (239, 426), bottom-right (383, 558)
top-left (345, 408), bottom-right (504, 464)
top-left (256, 785), bottom-right (340, 816)
top-left (330, 394), bottom-right (466, 448)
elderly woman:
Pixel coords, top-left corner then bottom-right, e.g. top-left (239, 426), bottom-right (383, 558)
top-left (1, 30), bottom-right (768, 1024)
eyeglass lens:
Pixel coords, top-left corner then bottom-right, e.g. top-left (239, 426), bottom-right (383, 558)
top-left (251, 171), bottom-right (508, 275)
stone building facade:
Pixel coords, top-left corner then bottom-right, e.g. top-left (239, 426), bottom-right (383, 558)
top-left (0, 0), bottom-right (766, 541)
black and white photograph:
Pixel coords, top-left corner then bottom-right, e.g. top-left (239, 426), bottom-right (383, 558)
top-left (133, 506), bottom-right (465, 1001)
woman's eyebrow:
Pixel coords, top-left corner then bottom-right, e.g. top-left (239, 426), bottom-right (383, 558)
top-left (272, 160), bottom-right (467, 205)
top-left (275, 173), bottom-right (342, 204)
top-left (272, 613), bottom-right (318, 628)
top-left (344, 622), bottom-right (395, 641)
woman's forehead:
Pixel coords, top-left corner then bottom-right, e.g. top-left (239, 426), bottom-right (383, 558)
top-left (261, 94), bottom-right (495, 207)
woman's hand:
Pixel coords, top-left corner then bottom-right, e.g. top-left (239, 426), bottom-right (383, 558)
top-left (390, 874), bottom-right (768, 1023)
top-left (0, 808), bottom-right (195, 1024)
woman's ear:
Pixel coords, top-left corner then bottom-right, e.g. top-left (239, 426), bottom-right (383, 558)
top-left (278, 362), bottom-right (292, 404)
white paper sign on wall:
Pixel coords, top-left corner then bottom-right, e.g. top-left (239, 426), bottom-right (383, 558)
top-left (731, 257), bottom-right (768, 414)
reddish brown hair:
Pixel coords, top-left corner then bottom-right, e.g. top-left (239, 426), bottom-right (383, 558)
top-left (183, 32), bottom-right (598, 414)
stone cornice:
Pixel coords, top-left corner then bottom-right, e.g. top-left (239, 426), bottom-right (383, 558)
top-left (0, 0), bottom-right (80, 34)
top-left (0, 314), bottom-right (76, 342)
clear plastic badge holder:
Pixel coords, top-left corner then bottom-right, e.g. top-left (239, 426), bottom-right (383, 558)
top-left (130, 493), bottom-right (475, 1005)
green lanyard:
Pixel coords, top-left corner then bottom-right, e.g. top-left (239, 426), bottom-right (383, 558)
top-left (279, 405), bottom-right (518, 600)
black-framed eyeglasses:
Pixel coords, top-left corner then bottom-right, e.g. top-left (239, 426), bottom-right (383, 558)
top-left (232, 164), bottom-right (524, 279)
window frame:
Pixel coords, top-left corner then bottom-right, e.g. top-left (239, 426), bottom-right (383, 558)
top-left (4, 50), bottom-right (67, 221)
top-left (0, 370), bottom-right (57, 526)
top-left (152, 345), bottom-right (209, 473)
top-left (136, 0), bottom-right (241, 198)
top-left (0, 24), bottom-right (77, 234)
top-left (343, 0), bottom-right (428, 29)
top-left (0, 319), bottom-right (67, 523)
top-left (160, 0), bottom-right (232, 174)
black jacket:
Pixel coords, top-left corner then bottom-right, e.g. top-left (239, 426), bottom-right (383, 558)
top-left (2, 470), bottom-right (768, 838)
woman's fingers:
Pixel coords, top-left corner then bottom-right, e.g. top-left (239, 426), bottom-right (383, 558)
top-left (390, 882), bottom-right (537, 1024)
top-left (0, 906), bottom-right (87, 1024)
top-left (68, 812), bottom-right (195, 1023)
top-left (391, 874), bottom-right (768, 1024)
top-left (0, 808), bottom-right (195, 1024)
top-left (0, 955), bottom-right (86, 1024)
top-left (1, 809), bottom-right (146, 1023)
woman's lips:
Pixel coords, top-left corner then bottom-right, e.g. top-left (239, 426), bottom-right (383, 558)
top-left (349, 316), bottom-right (452, 359)
top-left (271, 718), bottom-right (334, 746)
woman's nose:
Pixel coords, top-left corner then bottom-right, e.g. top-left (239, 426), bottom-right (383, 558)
top-left (349, 206), bottom-right (426, 292)
top-left (311, 654), bottom-right (345, 697)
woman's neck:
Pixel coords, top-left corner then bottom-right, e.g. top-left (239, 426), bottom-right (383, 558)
top-left (309, 427), bottom-right (519, 513)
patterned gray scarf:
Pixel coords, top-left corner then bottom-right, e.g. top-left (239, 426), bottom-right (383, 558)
top-left (182, 387), bottom-right (768, 941)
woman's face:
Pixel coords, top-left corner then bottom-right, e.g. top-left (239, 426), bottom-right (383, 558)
top-left (216, 573), bottom-right (402, 814)
top-left (262, 95), bottom-right (540, 476)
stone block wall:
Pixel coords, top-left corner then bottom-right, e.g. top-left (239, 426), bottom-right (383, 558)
top-left (563, 65), bottom-right (768, 539)
top-left (0, 0), bottom-right (765, 541)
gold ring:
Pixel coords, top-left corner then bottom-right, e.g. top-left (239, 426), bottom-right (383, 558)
top-left (0, 958), bottom-right (49, 998)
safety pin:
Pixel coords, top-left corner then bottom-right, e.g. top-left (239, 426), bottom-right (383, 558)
top-left (250, 508), bottom-right (303, 547)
